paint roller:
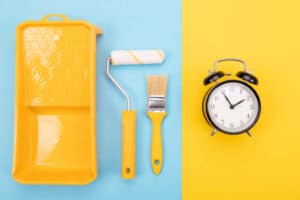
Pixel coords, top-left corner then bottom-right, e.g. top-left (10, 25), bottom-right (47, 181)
top-left (106, 49), bottom-right (165, 179)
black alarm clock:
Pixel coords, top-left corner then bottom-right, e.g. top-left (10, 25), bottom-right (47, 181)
top-left (202, 58), bottom-right (261, 137)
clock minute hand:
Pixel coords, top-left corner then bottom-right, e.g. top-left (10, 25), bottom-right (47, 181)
top-left (222, 91), bottom-right (234, 108)
top-left (232, 99), bottom-right (245, 109)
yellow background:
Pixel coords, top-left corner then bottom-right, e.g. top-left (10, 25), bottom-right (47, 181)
top-left (183, 0), bottom-right (300, 199)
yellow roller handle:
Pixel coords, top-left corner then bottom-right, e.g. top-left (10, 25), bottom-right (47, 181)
top-left (122, 110), bottom-right (136, 179)
top-left (147, 111), bottom-right (167, 175)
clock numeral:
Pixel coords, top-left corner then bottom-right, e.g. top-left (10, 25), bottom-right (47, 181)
top-left (250, 104), bottom-right (255, 110)
top-left (214, 113), bottom-right (218, 118)
top-left (221, 120), bottom-right (225, 125)
top-left (209, 104), bottom-right (215, 109)
top-left (240, 88), bottom-right (243, 94)
top-left (214, 95), bottom-right (220, 101)
top-left (230, 87), bottom-right (234, 92)
top-left (247, 96), bottom-right (252, 101)
top-left (230, 122), bottom-right (234, 128)
top-left (247, 113), bottom-right (251, 119)
top-left (240, 120), bottom-right (244, 126)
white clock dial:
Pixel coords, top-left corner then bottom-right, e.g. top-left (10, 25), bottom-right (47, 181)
top-left (206, 81), bottom-right (260, 134)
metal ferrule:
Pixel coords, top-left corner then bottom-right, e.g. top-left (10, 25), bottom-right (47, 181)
top-left (148, 96), bottom-right (166, 112)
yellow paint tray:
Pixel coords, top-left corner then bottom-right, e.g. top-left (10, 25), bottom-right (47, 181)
top-left (13, 15), bottom-right (102, 184)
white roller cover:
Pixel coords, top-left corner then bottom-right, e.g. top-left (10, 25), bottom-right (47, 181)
top-left (111, 49), bottom-right (165, 65)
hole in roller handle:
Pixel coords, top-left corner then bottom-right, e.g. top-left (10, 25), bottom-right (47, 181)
top-left (154, 159), bottom-right (160, 165)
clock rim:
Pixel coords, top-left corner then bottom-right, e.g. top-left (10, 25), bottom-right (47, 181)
top-left (204, 80), bottom-right (261, 135)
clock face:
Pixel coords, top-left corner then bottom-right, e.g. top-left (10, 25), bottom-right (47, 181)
top-left (206, 80), bottom-right (260, 134)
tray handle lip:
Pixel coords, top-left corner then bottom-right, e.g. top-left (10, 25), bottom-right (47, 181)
top-left (17, 15), bottom-right (104, 35)
top-left (41, 15), bottom-right (103, 35)
top-left (42, 14), bottom-right (69, 22)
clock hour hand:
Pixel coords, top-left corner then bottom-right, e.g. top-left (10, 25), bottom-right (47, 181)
top-left (232, 99), bottom-right (245, 109)
top-left (222, 91), bottom-right (234, 108)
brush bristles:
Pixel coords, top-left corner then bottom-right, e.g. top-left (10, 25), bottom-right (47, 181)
top-left (147, 75), bottom-right (168, 96)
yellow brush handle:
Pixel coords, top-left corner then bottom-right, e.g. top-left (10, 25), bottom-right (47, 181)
top-left (122, 110), bottom-right (136, 179)
top-left (147, 111), bottom-right (167, 175)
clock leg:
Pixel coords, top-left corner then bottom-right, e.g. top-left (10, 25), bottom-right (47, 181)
top-left (210, 128), bottom-right (217, 136)
top-left (246, 130), bottom-right (252, 137)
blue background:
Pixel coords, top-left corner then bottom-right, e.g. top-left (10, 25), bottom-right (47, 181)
top-left (0, 0), bottom-right (182, 199)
